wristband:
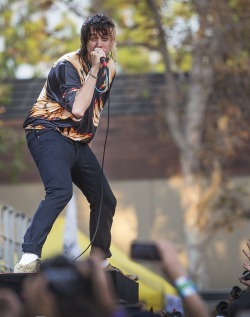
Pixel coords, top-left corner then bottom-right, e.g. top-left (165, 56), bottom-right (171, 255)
top-left (174, 276), bottom-right (197, 298)
top-left (88, 71), bottom-right (98, 79)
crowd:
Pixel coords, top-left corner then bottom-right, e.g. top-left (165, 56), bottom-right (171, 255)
top-left (212, 239), bottom-right (250, 317)
top-left (1, 239), bottom-right (250, 317)
top-left (0, 239), bottom-right (210, 317)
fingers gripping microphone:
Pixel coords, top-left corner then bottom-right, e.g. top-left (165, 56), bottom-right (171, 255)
top-left (100, 57), bottom-right (107, 68)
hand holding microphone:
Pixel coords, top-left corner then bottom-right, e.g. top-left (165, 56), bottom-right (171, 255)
top-left (93, 48), bottom-right (107, 68)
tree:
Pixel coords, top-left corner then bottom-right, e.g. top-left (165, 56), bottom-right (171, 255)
top-left (146, 0), bottom-right (250, 288)
top-left (147, 0), bottom-right (249, 289)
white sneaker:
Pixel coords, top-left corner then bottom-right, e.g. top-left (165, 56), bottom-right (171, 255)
top-left (14, 259), bottom-right (41, 273)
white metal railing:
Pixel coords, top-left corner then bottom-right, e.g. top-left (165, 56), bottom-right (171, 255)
top-left (0, 203), bottom-right (30, 272)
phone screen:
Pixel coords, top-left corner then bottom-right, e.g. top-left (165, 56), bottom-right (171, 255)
top-left (130, 241), bottom-right (161, 261)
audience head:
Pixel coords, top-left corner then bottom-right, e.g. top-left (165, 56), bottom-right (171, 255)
top-left (0, 288), bottom-right (24, 317)
top-left (21, 254), bottom-right (116, 317)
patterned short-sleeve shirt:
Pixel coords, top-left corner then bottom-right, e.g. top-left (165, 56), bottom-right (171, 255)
top-left (23, 50), bottom-right (116, 143)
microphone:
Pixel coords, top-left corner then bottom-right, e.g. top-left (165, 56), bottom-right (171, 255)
top-left (100, 57), bottom-right (107, 68)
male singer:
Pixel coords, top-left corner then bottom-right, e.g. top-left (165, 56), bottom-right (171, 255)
top-left (15, 14), bottom-right (117, 273)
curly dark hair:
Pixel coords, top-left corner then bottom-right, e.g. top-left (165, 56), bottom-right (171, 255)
top-left (78, 14), bottom-right (116, 71)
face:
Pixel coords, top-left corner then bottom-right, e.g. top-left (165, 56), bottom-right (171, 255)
top-left (86, 27), bottom-right (114, 61)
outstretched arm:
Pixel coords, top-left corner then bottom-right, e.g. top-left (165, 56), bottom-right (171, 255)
top-left (156, 240), bottom-right (210, 317)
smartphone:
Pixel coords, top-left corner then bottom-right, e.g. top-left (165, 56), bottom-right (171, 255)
top-left (130, 241), bottom-right (161, 261)
top-left (240, 270), bottom-right (250, 281)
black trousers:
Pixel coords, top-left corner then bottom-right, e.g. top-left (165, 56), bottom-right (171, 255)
top-left (22, 129), bottom-right (116, 258)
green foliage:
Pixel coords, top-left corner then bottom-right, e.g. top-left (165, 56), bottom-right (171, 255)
top-left (0, 0), bottom-right (196, 76)
top-left (0, 0), bottom-right (80, 79)
top-left (0, 84), bottom-right (12, 106)
top-left (171, 1), bottom-right (193, 19)
top-left (117, 47), bottom-right (151, 73)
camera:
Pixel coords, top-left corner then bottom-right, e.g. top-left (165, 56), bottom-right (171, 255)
top-left (240, 270), bottom-right (250, 281)
top-left (231, 286), bottom-right (244, 299)
top-left (41, 255), bottom-right (91, 297)
top-left (130, 241), bottom-right (161, 261)
top-left (216, 301), bottom-right (228, 316)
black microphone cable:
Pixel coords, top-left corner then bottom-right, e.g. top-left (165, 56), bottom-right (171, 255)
top-left (73, 66), bottom-right (110, 261)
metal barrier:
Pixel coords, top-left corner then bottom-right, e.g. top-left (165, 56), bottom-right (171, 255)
top-left (0, 204), bottom-right (30, 272)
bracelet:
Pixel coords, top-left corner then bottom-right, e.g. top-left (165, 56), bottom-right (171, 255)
top-left (88, 71), bottom-right (98, 79)
top-left (174, 276), bottom-right (197, 298)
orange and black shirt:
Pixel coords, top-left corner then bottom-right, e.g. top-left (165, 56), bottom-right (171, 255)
top-left (23, 50), bottom-right (116, 143)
